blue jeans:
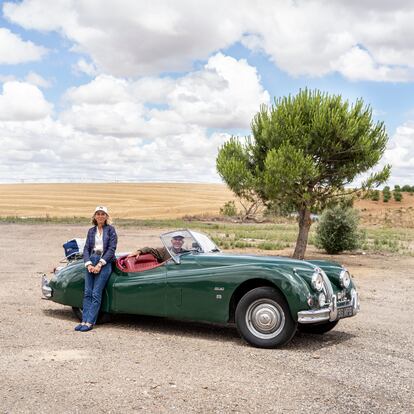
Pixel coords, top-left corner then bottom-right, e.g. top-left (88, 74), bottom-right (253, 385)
top-left (82, 254), bottom-right (112, 325)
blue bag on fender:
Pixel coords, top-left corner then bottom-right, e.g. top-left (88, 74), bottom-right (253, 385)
top-left (63, 238), bottom-right (85, 260)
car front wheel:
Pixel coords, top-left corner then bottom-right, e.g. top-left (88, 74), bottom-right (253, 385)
top-left (235, 287), bottom-right (297, 348)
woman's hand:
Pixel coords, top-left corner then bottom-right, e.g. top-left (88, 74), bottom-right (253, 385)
top-left (92, 263), bottom-right (102, 274)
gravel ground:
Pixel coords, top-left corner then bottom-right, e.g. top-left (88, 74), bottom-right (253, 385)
top-left (1, 223), bottom-right (413, 414)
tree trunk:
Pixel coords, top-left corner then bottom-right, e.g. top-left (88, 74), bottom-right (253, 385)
top-left (293, 207), bottom-right (312, 259)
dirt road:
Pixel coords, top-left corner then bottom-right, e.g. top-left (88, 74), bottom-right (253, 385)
top-left (1, 224), bottom-right (413, 413)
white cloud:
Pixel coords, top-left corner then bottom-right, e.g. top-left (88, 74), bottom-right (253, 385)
top-left (0, 117), bottom-right (230, 182)
top-left (60, 54), bottom-right (269, 136)
top-left (64, 75), bottom-right (131, 105)
top-left (60, 101), bottom-right (147, 137)
top-left (0, 55), bottom-right (257, 180)
top-left (73, 58), bottom-right (98, 77)
top-left (0, 53), bottom-right (263, 182)
top-left (386, 124), bottom-right (414, 163)
top-left (4, 0), bottom-right (242, 76)
top-left (25, 71), bottom-right (53, 88)
top-left (4, 1), bottom-right (414, 184)
top-left (332, 46), bottom-right (414, 82)
top-left (3, 0), bottom-right (76, 31)
top-left (383, 123), bottom-right (414, 182)
top-left (0, 81), bottom-right (53, 121)
top-left (0, 74), bottom-right (17, 83)
top-left (0, 28), bottom-right (47, 64)
top-left (168, 53), bottom-right (270, 128)
top-left (5, 0), bottom-right (414, 82)
top-left (131, 77), bottom-right (175, 103)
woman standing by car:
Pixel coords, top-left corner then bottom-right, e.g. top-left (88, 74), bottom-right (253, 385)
top-left (75, 206), bottom-right (118, 332)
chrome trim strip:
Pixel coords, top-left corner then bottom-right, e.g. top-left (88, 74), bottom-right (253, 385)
top-left (351, 288), bottom-right (360, 315)
top-left (329, 294), bottom-right (337, 321)
top-left (319, 268), bottom-right (334, 301)
top-left (298, 308), bottom-right (331, 324)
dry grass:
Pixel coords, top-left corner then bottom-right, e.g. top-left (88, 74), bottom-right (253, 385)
top-left (356, 193), bottom-right (414, 227)
top-left (0, 183), bottom-right (235, 219)
top-left (1, 183), bottom-right (414, 228)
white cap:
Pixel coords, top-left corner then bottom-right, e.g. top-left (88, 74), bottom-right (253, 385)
top-left (171, 231), bottom-right (185, 239)
top-left (94, 205), bottom-right (109, 215)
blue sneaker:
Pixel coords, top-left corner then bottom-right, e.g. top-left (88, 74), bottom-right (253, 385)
top-left (79, 324), bottom-right (93, 332)
top-left (74, 324), bottom-right (83, 331)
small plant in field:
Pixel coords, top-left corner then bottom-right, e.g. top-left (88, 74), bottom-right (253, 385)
top-left (220, 201), bottom-right (238, 217)
top-left (366, 189), bottom-right (380, 201)
top-left (234, 241), bottom-right (254, 248)
top-left (315, 205), bottom-right (363, 254)
top-left (393, 191), bottom-right (403, 202)
top-left (382, 186), bottom-right (391, 202)
top-left (257, 241), bottom-right (288, 250)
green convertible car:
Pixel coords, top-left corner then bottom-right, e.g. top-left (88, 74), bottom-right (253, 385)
top-left (42, 229), bottom-right (359, 348)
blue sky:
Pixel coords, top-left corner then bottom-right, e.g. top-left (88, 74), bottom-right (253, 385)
top-left (0, 0), bottom-right (413, 186)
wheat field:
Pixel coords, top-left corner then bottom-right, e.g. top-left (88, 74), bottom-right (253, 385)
top-left (1, 183), bottom-right (414, 226)
top-left (0, 183), bottom-right (235, 219)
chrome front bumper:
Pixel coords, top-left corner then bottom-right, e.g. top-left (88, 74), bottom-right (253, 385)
top-left (298, 289), bottom-right (359, 324)
top-left (41, 274), bottom-right (53, 299)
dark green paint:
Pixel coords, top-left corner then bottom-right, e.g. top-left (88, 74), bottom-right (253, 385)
top-left (48, 252), bottom-right (355, 323)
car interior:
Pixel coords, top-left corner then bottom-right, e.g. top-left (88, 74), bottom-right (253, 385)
top-left (115, 254), bottom-right (166, 273)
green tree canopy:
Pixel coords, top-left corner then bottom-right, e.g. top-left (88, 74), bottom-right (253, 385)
top-left (217, 89), bottom-right (390, 259)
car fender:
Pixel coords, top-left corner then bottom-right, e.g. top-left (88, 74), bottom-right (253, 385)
top-left (222, 264), bottom-right (311, 322)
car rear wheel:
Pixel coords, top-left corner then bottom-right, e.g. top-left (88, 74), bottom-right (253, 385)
top-left (71, 307), bottom-right (111, 325)
top-left (298, 320), bottom-right (338, 334)
top-left (235, 287), bottom-right (297, 348)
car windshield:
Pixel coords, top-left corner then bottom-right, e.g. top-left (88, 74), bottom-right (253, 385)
top-left (160, 229), bottom-right (220, 257)
top-left (189, 230), bottom-right (220, 253)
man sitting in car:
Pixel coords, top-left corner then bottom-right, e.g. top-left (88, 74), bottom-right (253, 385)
top-left (128, 232), bottom-right (188, 263)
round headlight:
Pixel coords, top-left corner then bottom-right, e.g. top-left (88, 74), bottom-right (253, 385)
top-left (318, 292), bottom-right (326, 307)
top-left (340, 269), bottom-right (351, 288)
top-left (311, 272), bottom-right (324, 292)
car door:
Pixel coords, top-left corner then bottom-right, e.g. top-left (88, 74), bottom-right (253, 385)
top-left (112, 264), bottom-right (167, 316)
top-left (165, 253), bottom-right (229, 323)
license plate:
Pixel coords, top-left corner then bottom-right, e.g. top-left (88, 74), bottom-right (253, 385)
top-left (337, 306), bottom-right (353, 319)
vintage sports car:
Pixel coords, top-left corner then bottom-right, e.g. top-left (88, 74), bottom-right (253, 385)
top-left (42, 229), bottom-right (359, 348)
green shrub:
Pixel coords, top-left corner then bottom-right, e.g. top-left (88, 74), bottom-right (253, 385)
top-left (394, 191), bottom-right (403, 202)
top-left (220, 200), bottom-right (237, 217)
top-left (370, 190), bottom-right (380, 201)
top-left (315, 205), bottom-right (362, 254)
top-left (382, 186), bottom-right (391, 202)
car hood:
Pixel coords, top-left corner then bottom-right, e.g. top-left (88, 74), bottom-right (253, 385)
top-left (190, 252), bottom-right (344, 286)
top-left (194, 252), bottom-right (336, 269)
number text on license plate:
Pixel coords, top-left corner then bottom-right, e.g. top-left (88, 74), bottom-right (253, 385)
top-left (337, 306), bottom-right (353, 319)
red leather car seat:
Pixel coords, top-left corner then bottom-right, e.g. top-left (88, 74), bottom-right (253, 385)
top-left (115, 254), bottom-right (161, 273)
